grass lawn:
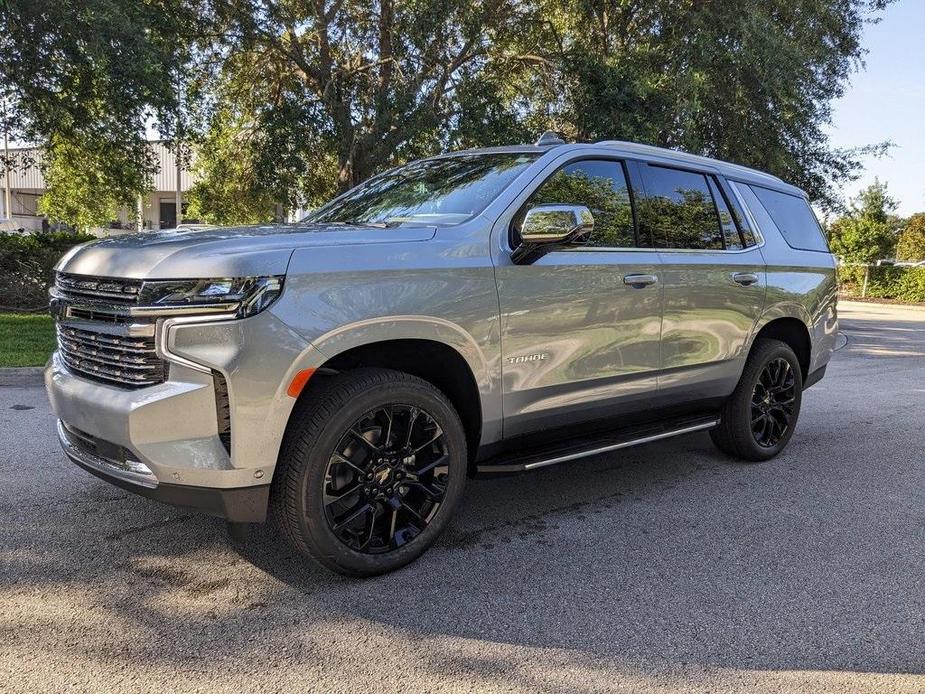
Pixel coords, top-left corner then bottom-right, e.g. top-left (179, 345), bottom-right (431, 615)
top-left (0, 313), bottom-right (56, 367)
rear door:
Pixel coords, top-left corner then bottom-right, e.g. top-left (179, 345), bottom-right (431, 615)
top-left (637, 163), bottom-right (766, 402)
top-left (495, 157), bottom-right (664, 437)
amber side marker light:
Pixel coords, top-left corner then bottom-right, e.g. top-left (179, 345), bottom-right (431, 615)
top-left (287, 368), bottom-right (316, 398)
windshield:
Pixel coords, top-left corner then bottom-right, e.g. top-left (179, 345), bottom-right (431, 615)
top-left (305, 152), bottom-right (540, 227)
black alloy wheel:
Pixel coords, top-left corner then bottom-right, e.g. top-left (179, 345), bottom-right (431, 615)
top-left (710, 338), bottom-right (803, 462)
top-left (750, 357), bottom-right (797, 448)
top-left (323, 405), bottom-right (449, 554)
top-left (271, 368), bottom-right (467, 576)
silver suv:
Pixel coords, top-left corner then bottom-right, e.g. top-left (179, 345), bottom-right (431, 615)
top-left (45, 138), bottom-right (838, 576)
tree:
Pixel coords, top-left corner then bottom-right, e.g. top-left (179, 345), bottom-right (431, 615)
top-left (187, 0), bottom-right (532, 215)
top-left (828, 180), bottom-right (898, 263)
top-left (1, 0), bottom-right (896, 227)
top-left (188, 0), bottom-right (893, 222)
top-left (37, 134), bottom-right (155, 232)
top-left (896, 213), bottom-right (925, 262)
top-left (512, 0), bottom-right (895, 212)
top-left (0, 0), bottom-right (201, 227)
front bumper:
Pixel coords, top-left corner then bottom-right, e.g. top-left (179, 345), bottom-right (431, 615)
top-left (45, 308), bottom-right (325, 522)
top-left (57, 420), bottom-right (269, 522)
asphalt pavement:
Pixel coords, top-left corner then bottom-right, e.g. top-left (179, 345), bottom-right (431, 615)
top-left (1, 301), bottom-right (924, 693)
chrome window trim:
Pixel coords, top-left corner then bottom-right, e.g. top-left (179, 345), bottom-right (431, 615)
top-left (502, 151), bottom-right (767, 257)
top-left (727, 180), bottom-right (767, 247)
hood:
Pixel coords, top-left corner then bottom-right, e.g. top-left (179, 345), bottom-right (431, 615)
top-left (56, 223), bottom-right (437, 279)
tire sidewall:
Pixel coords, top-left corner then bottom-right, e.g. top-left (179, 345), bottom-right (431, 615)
top-left (296, 379), bottom-right (467, 576)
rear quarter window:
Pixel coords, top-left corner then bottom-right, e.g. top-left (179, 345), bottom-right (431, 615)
top-left (748, 185), bottom-right (829, 252)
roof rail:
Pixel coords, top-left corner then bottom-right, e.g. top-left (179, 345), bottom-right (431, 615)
top-left (594, 139), bottom-right (787, 185)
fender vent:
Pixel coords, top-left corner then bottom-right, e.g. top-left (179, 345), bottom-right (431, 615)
top-left (213, 371), bottom-right (232, 456)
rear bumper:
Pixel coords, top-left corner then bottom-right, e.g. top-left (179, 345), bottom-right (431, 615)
top-left (58, 419), bottom-right (269, 522)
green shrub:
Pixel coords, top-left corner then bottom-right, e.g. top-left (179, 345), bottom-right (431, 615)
top-left (839, 265), bottom-right (925, 303)
top-left (0, 231), bottom-right (96, 311)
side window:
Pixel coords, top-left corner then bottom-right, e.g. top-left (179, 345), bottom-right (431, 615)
top-left (748, 185), bottom-right (830, 252)
top-left (641, 166), bottom-right (724, 250)
top-left (708, 177), bottom-right (743, 250)
top-left (520, 159), bottom-right (636, 248)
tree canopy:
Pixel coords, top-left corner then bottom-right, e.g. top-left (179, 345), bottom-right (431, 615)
top-left (828, 180), bottom-right (900, 264)
top-left (895, 213), bottom-right (925, 262)
top-left (0, 0), bottom-right (896, 227)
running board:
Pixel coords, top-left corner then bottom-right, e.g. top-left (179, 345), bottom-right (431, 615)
top-left (476, 415), bottom-right (719, 474)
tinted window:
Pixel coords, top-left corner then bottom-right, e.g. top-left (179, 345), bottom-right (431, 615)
top-left (708, 178), bottom-right (743, 250)
top-left (307, 152), bottom-right (539, 227)
top-left (726, 189), bottom-right (758, 247)
top-left (748, 185), bottom-right (829, 252)
top-left (642, 166), bottom-right (723, 250)
top-left (521, 159), bottom-right (635, 247)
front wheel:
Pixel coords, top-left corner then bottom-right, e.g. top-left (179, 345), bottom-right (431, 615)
top-left (710, 338), bottom-right (803, 461)
top-left (270, 368), bottom-right (467, 576)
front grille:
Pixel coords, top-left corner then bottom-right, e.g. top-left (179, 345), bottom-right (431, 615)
top-left (55, 272), bottom-right (142, 305)
top-left (56, 324), bottom-right (167, 388)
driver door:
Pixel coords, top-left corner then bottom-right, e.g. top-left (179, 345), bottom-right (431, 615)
top-left (494, 158), bottom-right (664, 437)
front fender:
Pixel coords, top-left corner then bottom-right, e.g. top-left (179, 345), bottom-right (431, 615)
top-left (278, 315), bottom-right (502, 446)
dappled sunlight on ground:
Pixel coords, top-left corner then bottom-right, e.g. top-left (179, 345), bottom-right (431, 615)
top-left (2, 301), bottom-right (925, 692)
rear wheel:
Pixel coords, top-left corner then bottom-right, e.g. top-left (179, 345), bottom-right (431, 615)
top-left (710, 338), bottom-right (803, 461)
top-left (270, 368), bottom-right (467, 576)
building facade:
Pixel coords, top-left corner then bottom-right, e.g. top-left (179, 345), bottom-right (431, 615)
top-left (1, 141), bottom-right (194, 234)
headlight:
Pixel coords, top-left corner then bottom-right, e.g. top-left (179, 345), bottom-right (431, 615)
top-left (138, 276), bottom-right (284, 318)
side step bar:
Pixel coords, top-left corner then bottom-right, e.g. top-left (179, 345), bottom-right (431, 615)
top-left (476, 415), bottom-right (719, 474)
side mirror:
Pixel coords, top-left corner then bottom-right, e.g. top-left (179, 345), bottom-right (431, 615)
top-left (512, 204), bottom-right (594, 264)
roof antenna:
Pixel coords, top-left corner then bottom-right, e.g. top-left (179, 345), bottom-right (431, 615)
top-left (535, 131), bottom-right (566, 147)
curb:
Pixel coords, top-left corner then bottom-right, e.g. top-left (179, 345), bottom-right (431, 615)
top-left (0, 367), bottom-right (45, 387)
top-left (839, 299), bottom-right (925, 310)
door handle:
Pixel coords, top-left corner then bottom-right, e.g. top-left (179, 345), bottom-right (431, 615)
top-left (623, 274), bottom-right (658, 288)
top-left (732, 272), bottom-right (759, 286)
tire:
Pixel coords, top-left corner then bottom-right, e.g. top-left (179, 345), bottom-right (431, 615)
top-left (710, 338), bottom-right (803, 462)
top-left (270, 368), bottom-right (467, 576)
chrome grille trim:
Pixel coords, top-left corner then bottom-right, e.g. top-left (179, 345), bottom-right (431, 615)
top-left (55, 273), bottom-right (142, 305)
top-left (56, 324), bottom-right (167, 388)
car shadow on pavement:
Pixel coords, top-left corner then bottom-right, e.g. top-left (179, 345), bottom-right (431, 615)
top-left (228, 425), bottom-right (925, 678)
top-left (4, 386), bottom-right (923, 685)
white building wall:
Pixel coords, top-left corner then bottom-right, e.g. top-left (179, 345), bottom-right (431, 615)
top-left (2, 141), bottom-right (196, 232)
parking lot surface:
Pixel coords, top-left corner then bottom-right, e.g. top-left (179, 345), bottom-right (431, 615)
top-left (1, 301), bottom-right (924, 693)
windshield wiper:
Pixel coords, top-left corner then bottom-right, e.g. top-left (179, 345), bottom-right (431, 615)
top-left (322, 220), bottom-right (390, 229)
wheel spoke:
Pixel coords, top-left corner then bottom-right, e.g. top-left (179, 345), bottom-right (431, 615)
top-left (387, 508), bottom-right (398, 545)
top-left (406, 480), bottom-right (446, 501)
top-left (413, 425), bottom-right (444, 454)
top-left (358, 508), bottom-right (379, 550)
top-left (348, 429), bottom-right (381, 454)
top-left (400, 500), bottom-right (429, 527)
top-left (324, 483), bottom-right (361, 506)
top-left (382, 406), bottom-right (394, 448)
top-left (413, 453), bottom-right (449, 477)
top-left (403, 407), bottom-right (420, 448)
top-left (330, 451), bottom-right (367, 475)
top-left (332, 502), bottom-right (373, 532)
top-left (760, 415), bottom-right (772, 444)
